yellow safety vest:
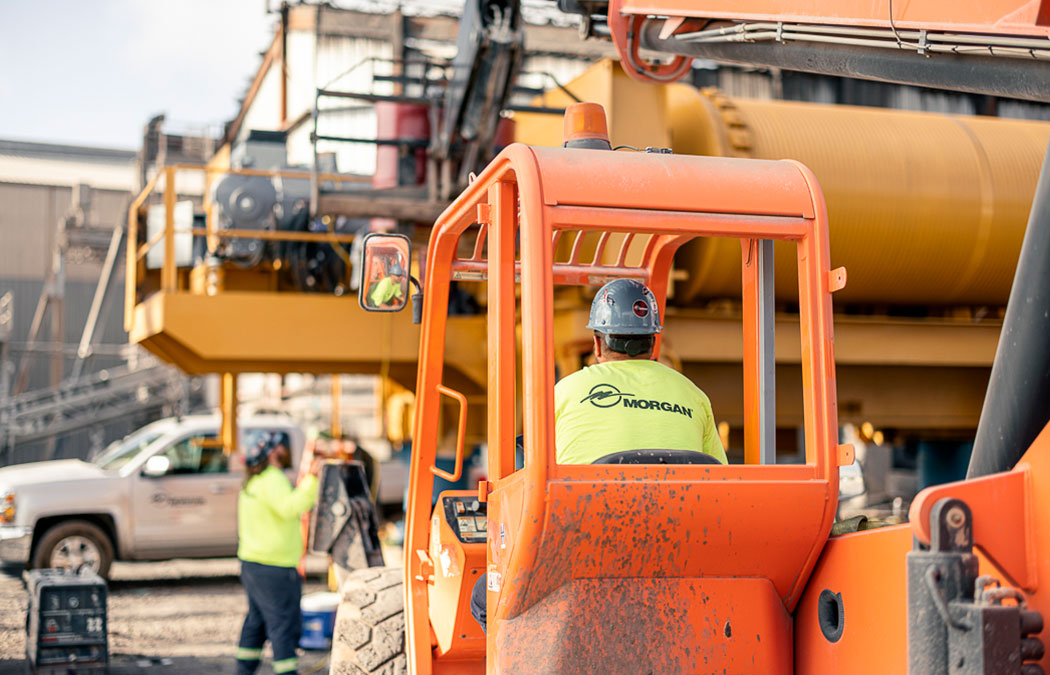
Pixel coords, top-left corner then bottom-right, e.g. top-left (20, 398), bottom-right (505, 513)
top-left (237, 466), bottom-right (318, 568)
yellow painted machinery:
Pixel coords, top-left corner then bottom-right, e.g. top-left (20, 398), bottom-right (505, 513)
top-left (124, 162), bottom-right (487, 448)
top-left (125, 59), bottom-right (1050, 450)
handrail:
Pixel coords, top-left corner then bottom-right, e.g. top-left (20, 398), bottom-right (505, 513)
top-left (130, 164), bottom-right (368, 218)
top-left (126, 163), bottom-right (373, 308)
top-left (431, 384), bottom-right (468, 482)
top-left (135, 228), bottom-right (168, 262)
top-left (187, 227), bottom-right (357, 244)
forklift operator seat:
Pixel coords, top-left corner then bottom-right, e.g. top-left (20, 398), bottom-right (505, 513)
top-left (592, 449), bottom-right (723, 465)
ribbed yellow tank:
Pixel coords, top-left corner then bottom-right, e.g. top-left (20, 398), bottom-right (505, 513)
top-left (668, 86), bottom-right (1050, 306)
top-left (513, 61), bottom-right (1050, 307)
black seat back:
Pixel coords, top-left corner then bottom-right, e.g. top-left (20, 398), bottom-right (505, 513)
top-left (591, 449), bottom-right (723, 465)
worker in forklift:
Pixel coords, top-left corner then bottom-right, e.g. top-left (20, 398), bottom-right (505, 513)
top-left (555, 278), bottom-right (727, 465)
top-left (471, 279), bottom-right (727, 633)
top-left (368, 258), bottom-right (406, 308)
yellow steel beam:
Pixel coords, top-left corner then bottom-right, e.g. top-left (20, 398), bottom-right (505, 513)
top-left (552, 306), bottom-right (1000, 370)
top-left (129, 291), bottom-right (488, 386)
top-left (660, 310), bottom-right (1000, 367)
top-left (684, 361), bottom-right (989, 431)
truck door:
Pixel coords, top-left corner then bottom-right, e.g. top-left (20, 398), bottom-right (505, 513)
top-left (130, 433), bottom-right (240, 557)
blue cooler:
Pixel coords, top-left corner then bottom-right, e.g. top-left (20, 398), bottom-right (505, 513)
top-left (299, 592), bottom-right (339, 650)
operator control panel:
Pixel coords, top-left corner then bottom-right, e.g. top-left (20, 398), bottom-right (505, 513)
top-left (442, 496), bottom-right (488, 544)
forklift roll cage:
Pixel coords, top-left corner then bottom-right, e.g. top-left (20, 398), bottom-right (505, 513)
top-left (404, 141), bottom-right (850, 672)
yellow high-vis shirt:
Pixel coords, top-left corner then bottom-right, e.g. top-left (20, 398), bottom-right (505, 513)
top-left (554, 359), bottom-right (727, 465)
top-left (369, 276), bottom-right (403, 306)
top-left (237, 466), bottom-right (318, 568)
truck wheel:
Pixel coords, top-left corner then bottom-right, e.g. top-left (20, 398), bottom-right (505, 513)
top-left (31, 520), bottom-right (114, 579)
top-left (331, 566), bottom-right (407, 675)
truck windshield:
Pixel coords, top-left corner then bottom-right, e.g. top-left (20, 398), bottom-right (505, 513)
top-left (93, 430), bottom-right (164, 471)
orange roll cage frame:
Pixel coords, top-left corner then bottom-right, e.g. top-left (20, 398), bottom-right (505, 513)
top-left (403, 141), bottom-right (847, 672)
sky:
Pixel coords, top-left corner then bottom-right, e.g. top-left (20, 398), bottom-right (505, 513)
top-left (0, 1), bottom-right (276, 150)
top-left (0, 1), bottom-right (574, 151)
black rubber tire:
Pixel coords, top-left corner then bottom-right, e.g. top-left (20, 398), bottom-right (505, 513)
top-left (31, 520), bottom-right (114, 580)
top-left (330, 566), bottom-right (407, 675)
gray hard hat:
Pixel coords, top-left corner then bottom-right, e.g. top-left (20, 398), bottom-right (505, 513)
top-left (586, 279), bottom-right (662, 335)
top-left (389, 261), bottom-right (405, 276)
top-left (245, 432), bottom-right (276, 467)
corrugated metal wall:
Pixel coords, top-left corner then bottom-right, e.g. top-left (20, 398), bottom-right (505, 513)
top-left (0, 179), bottom-right (130, 395)
top-left (237, 64), bottom-right (284, 149)
top-left (0, 182), bottom-right (130, 282)
top-left (1, 278), bottom-right (127, 388)
top-left (0, 173), bottom-right (172, 465)
top-left (313, 36), bottom-right (393, 176)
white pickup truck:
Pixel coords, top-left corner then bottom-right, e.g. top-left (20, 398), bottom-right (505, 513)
top-left (0, 414), bottom-right (304, 579)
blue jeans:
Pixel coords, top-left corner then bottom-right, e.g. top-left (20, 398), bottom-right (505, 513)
top-left (470, 573), bottom-right (487, 634)
top-left (237, 560), bottom-right (302, 674)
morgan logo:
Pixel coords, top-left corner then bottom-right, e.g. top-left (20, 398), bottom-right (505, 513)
top-left (632, 300), bottom-right (649, 318)
top-left (580, 382), bottom-right (694, 418)
top-left (580, 383), bottom-right (633, 408)
top-left (151, 493), bottom-right (206, 507)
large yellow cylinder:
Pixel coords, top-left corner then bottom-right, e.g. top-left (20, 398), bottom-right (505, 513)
top-left (667, 86), bottom-right (1050, 305)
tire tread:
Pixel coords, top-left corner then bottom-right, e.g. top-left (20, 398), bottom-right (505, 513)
top-left (331, 566), bottom-right (407, 675)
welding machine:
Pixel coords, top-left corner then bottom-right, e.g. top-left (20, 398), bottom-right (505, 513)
top-left (26, 569), bottom-right (108, 674)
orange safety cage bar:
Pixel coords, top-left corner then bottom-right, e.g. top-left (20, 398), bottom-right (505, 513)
top-left (403, 142), bottom-right (846, 671)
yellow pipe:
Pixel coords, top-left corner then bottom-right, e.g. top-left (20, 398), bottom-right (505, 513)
top-left (514, 61), bottom-right (1050, 307)
top-left (666, 85), bottom-right (1050, 306)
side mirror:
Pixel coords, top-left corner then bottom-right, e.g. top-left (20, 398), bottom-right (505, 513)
top-left (838, 461), bottom-right (866, 501)
top-left (358, 233), bottom-right (412, 313)
top-left (143, 455), bottom-right (172, 478)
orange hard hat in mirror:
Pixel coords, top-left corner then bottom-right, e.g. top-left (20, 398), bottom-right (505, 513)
top-left (563, 102), bottom-right (612, 150)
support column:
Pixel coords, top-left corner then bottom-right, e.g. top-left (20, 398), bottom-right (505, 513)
top-left (331, 375), bottom-right (342, 438)
top-left (221, 372), bottom-right (238, 455)
top-left (742, 238), bottom-right (775, 464)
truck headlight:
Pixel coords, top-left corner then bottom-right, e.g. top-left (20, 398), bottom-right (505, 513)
top-left (0, 492), bottom-right (15, 524)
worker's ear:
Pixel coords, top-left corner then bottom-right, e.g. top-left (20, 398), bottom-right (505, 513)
top-left (593, 334), bottom-right (603, 361)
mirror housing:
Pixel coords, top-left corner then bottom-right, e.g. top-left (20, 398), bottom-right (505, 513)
top-left (838, 461), bottom-right (866, 501)
top-left (358, 233), bottom-right (412, 313)
top-left (142, 455), bottom-right (171, 478)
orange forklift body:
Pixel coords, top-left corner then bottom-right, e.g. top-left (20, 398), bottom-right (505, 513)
top-left (403, 138), bottom-right (849, 672)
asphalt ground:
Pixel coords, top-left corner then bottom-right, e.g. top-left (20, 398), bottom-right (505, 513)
top-left (0, 557), bottom-right (333, 674)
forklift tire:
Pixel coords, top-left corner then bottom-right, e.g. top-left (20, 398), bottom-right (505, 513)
top-left (330, 566), bottom-right (407, 675)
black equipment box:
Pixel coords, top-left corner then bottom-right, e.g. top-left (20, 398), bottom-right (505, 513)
top-left (26, 569), bottom-right (108, 673)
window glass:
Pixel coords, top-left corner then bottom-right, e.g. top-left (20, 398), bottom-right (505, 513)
top-left (95, 430), bottom-right (163, 471)
top-left (160, 434), bottom-right (224, 474)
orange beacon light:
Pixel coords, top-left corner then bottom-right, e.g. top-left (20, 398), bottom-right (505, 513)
top-left (562, 102), bottom-right (612, 149)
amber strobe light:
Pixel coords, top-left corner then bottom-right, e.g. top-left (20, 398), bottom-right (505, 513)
top-left (563, 102), bottom-right (612, 149)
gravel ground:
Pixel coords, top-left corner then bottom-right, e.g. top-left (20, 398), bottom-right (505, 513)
top-left (0, 557), bottom-right (333, 674)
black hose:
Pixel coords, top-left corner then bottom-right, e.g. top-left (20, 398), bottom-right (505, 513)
top-left (968, 141), bottom-right (1050, 477)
